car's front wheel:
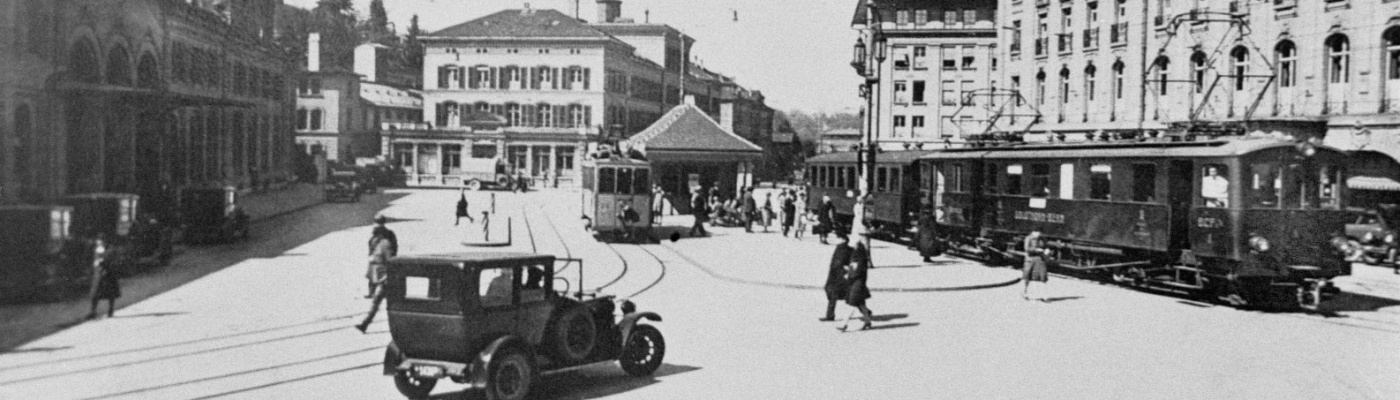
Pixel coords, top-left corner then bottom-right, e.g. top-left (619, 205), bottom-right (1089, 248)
top-left (466, 179), bottom-right (482, 191)
top-left (619, 324), bottom-right (665, 377)
top-left (393, 372), bottom-right (436, 399)
top-left (485, 347), bottom-right (533, 400)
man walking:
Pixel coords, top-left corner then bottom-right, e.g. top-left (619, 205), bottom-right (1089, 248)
top-left (740, 187), bottom-right (756, 233)
top-left (455, 190), bottom-right (474, 225)
top-left (356, 214), bottom-right (396, 333)
top-left (780, 190), bottom-right (796, 237)
top-left (817, 195), bottom-right (836, 244)
top-left (820, 234), bottom-right (852, 321)
top-left (689, 190), bottom-right (709, 237)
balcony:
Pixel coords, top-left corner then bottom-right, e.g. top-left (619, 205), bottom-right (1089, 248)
top-left (1110, 22), bottom-right (1128, 45)
top-left (1082, 28), bottom-right (1100, 50)
top-left (1034, 38), bottom-right (1048, 57)
top-left (1057, 34), bottom-right (1072, 54)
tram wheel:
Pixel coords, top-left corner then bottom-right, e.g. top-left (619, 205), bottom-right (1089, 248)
top-left (466, 179), bottom-right (482, 191)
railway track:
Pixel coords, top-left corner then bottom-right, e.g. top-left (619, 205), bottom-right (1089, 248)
top-left (523, 202), bottom-right (668, 300)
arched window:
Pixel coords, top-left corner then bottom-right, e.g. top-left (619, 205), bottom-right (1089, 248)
top-left (538, 103), bottom-right (553, 127)
top-left (1231, 46), bottom-right (1249, 91)
top-left (309, 108), bottom-right (323, 130)
top-left (504, 65), bottom-right (521, 90)
top-left (1154, 56), bottom-right (1170, 95)
top-left (295, 108), bottom-right (308, 130)
top-left (506, 103), bottom-right (521, 126)
top-left (438, 64), bottom-right (461, 89)
top-left (1059, 67), bottom-right (1070, 104)
top-left (1084, 63), bottom-right (1097, 102)
top-left (476, 101), bottom-right (490, 113)
top-left (1327, 34), bottom-right (1350, 84)
top-left (1385, 28), bottom-right (1400, 80)
top-left (1190, 51), bottom-right (1208, 93)
top-left (1112, 60), bottom-right (1125, 99)
top-left (70, 39), bottom-right (100, 83)
top-left (1276, 40), bottom-right (1297, 87)
top-left (137, 53), bottom-right (160, 89)
top-left (569, 104), bottom-right (586, 128)
top-left (436, 102), bottom-right (458, 126)
top-left (106, 46), bottom-right (132, 85)
top-left (1035, 69), bottom-right (1046, 105)
top-left (522, 104), bottom-right (537, 126)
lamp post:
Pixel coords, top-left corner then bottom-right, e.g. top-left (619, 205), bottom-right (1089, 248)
top-left (852, 0), bottom-right (885, 244)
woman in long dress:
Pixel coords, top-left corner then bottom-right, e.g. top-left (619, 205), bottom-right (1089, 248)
top-left (1022, 231), bottom-right (1050, 301)
top-left (839, 235), bottom-right (875, 332)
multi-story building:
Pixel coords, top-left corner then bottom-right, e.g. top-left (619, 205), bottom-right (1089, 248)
top-left (394, 0), bottom-right (774, 187)
top-left (295, 39), bottom-right (422, 163)
top-left (1, 0), bottom-right (297, 205)
top-left (997, 0), bottom-right (1400, 161)
top-left (851, 0), bottom-right (1000, 150)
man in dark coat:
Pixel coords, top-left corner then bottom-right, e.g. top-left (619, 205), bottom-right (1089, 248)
top-left (740, 187), bottom-right (756, 233)
top-left (916, 202), bottom-right (943, 262)
top-left (839, 235), bottom-right (875, 332)
top-left (455, 190), bottom-right (474, 225)
top-left (820, 234), bottom-right (853, 321)
top-left (689, 191), bottom-right (709, 237)
top-left (817, 195), bottom-right (836, 244)
top-left (780, 191), bottom-right (797, 237)
top-left (357, 214), bottom-right (397, 333)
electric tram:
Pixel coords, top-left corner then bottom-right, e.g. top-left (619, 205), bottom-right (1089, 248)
top-left (581, 155), bottom-right (653, 241)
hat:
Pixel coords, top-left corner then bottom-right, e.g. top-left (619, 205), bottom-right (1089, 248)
top-left (373, 214), bottom-right (387, 223)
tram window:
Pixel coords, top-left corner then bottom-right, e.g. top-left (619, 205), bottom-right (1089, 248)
top-left (1059, 163), bottom-right (1075, 199)
top-left (877, 167), bottom-right (889, 192)
top-left (598, 167), bottom-right (616, 194)
top-left (582, 166), bottom-right (595, 190)
top-left (1319, 165), bottom-right (1341, 209)
top-left (1029, 164), bottom-right (1051, 198)
top-left (808, 167), bottom-right (816, 186)
top-left (616, 168), bottom-right (634, 195)
top-left (1201, 164), bottom-right (1230, 207)
top-left (847, 166), bottom-right (858, 189)
top-left (1246, 163), bottom-right (1280, 208)
top-left (985, 164), bottom-right (999, 194)
top-left (634, 168), bottom-right (650, 195)
top-left (949, 164), bottom-right (966, 192)
top-left (1089, 164), bottom-right (1112, 200)
top-left (1006, 164), bottom-right (1024, 195)
top-left (892, 167), bottom-right (902, 193)
top-left (1131, 164), bottom-right (1157, 202)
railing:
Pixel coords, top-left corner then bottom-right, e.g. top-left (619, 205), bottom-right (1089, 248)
top-left (1057, 34), bottom-right (1072, 53)
top-left (1083, 28), bottom-right (1100, 49)
top-left (1034, 38), bottom-right (1048, 56)
top-left (1110, 22), bottom-right (1128, 44)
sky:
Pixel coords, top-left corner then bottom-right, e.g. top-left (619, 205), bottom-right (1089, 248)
top-left (284, 0), bottom-right (864, 115)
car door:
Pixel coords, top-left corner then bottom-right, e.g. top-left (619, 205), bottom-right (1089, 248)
top-left (471, 266), bottom-right (520, 343)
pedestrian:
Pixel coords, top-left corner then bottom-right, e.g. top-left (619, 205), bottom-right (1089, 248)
top-left (455, 189), bottom-right (474, 225)
top-left (617, 202), bottom-right (642, 241)
top-left (356, 214), bottom-right (396, 333)
top-left (793, 192), bottom-right (808, 240)
top-left (817, 195), bottom-right (836, 244)
top-left (839, 234), bottom-right (875, 332)
top-left (820, 234), bottom-right (853, 321)
top-left (761, 192), bottom-right (774, 232)
top-left (741, 187), bottom-right (756, 233)
top-left (87, 234), bottom-right (122, 319)
top-left (1022, 231), bottom-right (1050, 301)
top-left (515, 169), bottom-right (529, 193)
top-left (781, 190), bottom-right (797, 237)
top-left (689, 190), bottom-right (709, 237)
top-left (651, 185), bottom-right (665, 224)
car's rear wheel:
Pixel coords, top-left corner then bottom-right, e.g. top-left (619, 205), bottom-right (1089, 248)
top-left (546, 306), bottom-right (597, 364)
top-left (485, 347), bottom-right (532, 400)
top-left (496, 176), bottom-right (511, 188)
top-left (619, 324), bottom-right (665, 377)
top-left (466, 179), bottom-right (482, 191)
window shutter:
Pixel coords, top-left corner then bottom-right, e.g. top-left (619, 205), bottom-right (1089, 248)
top-left (562, 67), bottom-right (573, 90)
top-left (584, 105), bottom-right (592, 127)
top-left (458, 67), bottom-right (467, 88)
top-left (583, 68), bottom-right (591, 90)
top-left (438, 67), bottom-right (449, 89)
top-left (555, 105), bottom-right (566, 127)
top-left (489, 67), bottom-right (497, 89)
top-left (552, 68), bottom-right (560, 89)
top-left (531, 67), bottom-right (540, 89)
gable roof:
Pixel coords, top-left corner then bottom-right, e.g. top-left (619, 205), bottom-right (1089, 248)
top-left (626, 104), bottom-right (762, 153)
top-left (428, 9), bottom-right (610, 39)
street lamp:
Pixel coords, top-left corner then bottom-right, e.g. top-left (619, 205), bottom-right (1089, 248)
top-left (851, 37), bottom-right (867, 74)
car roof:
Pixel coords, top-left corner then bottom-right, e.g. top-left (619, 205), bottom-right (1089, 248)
top-left (392, 252), bottom-right (556, 267)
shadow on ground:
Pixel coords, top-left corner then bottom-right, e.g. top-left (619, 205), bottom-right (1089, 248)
top-left (430, 363), bottom-right (701, 400)
top-left (0, 193), bottom-right (407, 352)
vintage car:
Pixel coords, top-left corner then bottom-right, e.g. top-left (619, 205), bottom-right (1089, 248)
top-left (180, 187), bottom-right (250, 244)
top-left (1344, 204), bottom-right (1399, 270)
top-left (60, 193), bottom-right (174, 266)
top-left (325, 170), bottom-right (361, 203)
top-left (0, 205), bottom-right (92, 302)
top-left (381, 252), bottom-right (665, 400)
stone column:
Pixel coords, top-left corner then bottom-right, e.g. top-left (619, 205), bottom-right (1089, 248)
top-left (436, 143), bottom-right (445, 184)
top-left (411, 142), bottom-right (420, 183)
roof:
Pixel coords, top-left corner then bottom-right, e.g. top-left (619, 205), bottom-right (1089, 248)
top-left (823, 128), bottom-right (862, 138)
top-left (429, 9), bottom-right (611, 39)
top-left (359, 82), bottom-right (422, 109)
top-left (62, 192), bottom-right (139, 200)
top-left (920, 137), bottom-right (1342, 160)
top-left (392, 252), bottom-right (556, 266)
top-left (626, 104), bottom-right (762, 153)
top-left (1348, 176), bottom-right (1400, 191)
top-left (807, 150), bottom-right (936, 165)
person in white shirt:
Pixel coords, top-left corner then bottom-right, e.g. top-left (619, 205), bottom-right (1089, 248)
top-left (1201, 167), bottom-right (1229, 207)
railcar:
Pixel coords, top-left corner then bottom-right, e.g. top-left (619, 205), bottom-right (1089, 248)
top-left (580, 156), bottom-right (653, 241)
top-left (805, 151), bottom-right (931, 240)
top-left (917, 121), bottom-right (1353, 308)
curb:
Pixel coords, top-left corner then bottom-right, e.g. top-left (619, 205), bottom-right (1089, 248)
top-left (658, 243), bottom-right (1023, 292)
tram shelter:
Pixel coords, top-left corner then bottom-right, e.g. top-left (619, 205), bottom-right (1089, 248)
top-left (624, 103), bottom-right (763, 211)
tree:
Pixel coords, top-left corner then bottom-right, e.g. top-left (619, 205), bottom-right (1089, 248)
top-left (310, 0), bottom-right (362, 71)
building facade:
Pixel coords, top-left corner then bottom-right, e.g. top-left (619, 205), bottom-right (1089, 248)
top-left (997, 0), bottom-right (1400, 160)
top-left (1, 0), bottom-right (297, 206)
top-left (392, 1), bottom-right (774, 187)
top-left (852, 0), bottom-right (1000, 150)
top-left (295, 39), bottom-right (423, 164)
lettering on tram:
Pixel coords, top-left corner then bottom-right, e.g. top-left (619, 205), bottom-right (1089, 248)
top-left (1013, 210), bottom-right (1066, 224)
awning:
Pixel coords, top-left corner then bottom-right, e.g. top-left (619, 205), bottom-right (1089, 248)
top-left (1347, 176), bottom-right (1400, 191)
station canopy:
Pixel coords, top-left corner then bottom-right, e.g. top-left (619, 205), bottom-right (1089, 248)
top-left (624, 104), bottom-right (762, 163)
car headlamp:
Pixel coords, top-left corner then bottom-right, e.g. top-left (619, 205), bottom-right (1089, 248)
top-left (1386, 233), bottom-right (1396, 244)
top-left (1249, 236), bottom-right (1271, 252)
top-left (1364, 232), bottom-right (1376, 243)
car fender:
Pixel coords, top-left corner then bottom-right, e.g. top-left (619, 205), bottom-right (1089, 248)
top-left (382, 341), bottom-right (403, 376)
top-left (618, 312), bottom-right (662, 345)
top-left (468, 335), bottom-right (530, 389)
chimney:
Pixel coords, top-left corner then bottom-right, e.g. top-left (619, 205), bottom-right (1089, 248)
top-left (720, 101), bottom-right (735, 133)
top-left (307, 32), bottom-right (321, 72)
top-left (597, 0), bottom-right (621, 23)
top-left (683, 94), bottom-right (696, 106)
top-left (355, 43), bottom-right (379, 82)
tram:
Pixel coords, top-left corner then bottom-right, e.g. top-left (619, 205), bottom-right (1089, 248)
top-left (917, 120), bottom-right (1353, 308)
top-left (805, 150), bottom-right (932, 241)
top-left (581, 155), bottom-right (653, 241)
